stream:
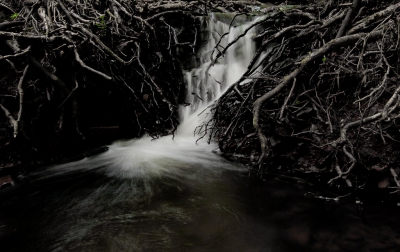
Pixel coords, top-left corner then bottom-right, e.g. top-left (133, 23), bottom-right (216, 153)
top-left (1, 14), bottom-right (400, 252)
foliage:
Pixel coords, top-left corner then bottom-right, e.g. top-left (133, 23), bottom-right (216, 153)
top-left (96, 15), bottom-right (106, 36)
top-left (10, 13), bottom-right (19, 20)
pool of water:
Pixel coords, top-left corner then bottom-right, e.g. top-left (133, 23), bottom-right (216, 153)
top-left (1, 138), bottom-right (399, 252)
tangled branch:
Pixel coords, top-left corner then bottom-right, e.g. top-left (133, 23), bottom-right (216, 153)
top-left (201, 1), bottom-right (400, 193)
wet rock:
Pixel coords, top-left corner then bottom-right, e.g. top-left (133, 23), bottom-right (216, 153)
top-left (378, 178), bottom-right (390, 189)
top-left (0, 175), bottom-right (14, 189)
top-left (63, 146), bottom-right (109, 163)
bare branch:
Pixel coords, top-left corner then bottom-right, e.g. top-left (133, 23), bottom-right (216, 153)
top-left (0, 46), bottom-right (31, 61)
top-left (0, 65), bottom-right (29, 138)
top-left (73, 48), bottom-right (112, 80)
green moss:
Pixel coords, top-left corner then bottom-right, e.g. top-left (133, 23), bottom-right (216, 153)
top-left (10, 13), bottom-right (19, 20)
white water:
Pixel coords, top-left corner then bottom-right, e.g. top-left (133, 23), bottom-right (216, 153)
top-left (2, 15), bottom-right (399, 252)
top-left (179, 13), bottom-right (257, 132)
top-left (1, 15), bottom-right (276, 252)
top-left (43, 14), bottom-right (259, 181)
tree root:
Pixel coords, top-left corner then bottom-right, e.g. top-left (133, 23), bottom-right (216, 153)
top-left (1, 0), bottom-right (400, 194)
top-left (0, 65), bottom-right (29, 138)
top-left (0, 0), bottom-right (214, 165)
top-left (202, 1), bottom-right (400, 193)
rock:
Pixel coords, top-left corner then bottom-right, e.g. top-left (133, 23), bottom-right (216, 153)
top-left (378, 178), bottom-right (390, 188)
top-left (0, 175), bottom-right (14, 189)
top-left (0, 163), bottom-right (19, 177)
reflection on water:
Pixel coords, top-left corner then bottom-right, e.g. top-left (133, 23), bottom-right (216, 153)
top-left (0, 146), bottom-right (264, 252)
top-left (0, 151), bottom-right (400, 252)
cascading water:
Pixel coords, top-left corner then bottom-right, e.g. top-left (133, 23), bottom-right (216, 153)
top-left (0, 15), bottom-right (265, 252)
top-left (1, 14), bottom-right (396, 252)
top-left (40, 14), bottom-right (259, 182)
top-left (179, 13), bottom-right (256, 134)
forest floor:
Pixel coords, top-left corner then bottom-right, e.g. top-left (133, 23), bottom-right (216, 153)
top-left (1, 0), bottom-right (400, 204)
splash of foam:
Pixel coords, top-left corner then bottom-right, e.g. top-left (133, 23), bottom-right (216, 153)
top-left (42, 14), bottom-right (259, 180)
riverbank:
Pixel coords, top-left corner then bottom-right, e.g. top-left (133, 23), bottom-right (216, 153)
top-left (1, 0), bottom-right (400, 204)
top-left (0, 0), bottom-right (298, 185)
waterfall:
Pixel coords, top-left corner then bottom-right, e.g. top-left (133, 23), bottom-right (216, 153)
top-left (37, 14), bottom-right (259, 181)
top-left (3, 14), bottom-right (400, 252)
top-left (178, 14), bottom-right (257, 136)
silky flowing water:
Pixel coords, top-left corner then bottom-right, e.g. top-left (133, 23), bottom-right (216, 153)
top-left (1, 15), bottom-right (400, 252)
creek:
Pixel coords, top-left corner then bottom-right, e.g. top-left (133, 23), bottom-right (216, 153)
top-left (0, 14), bottom-right (399, 252)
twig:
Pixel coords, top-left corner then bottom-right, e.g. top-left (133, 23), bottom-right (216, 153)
top-left (73, 48), bottom-right (112, 80)
top-left (279, 78), bottom-right (296, 120)
top-left (348, 2), bottom-right (400, 35)
top-left (254, 31), bottom-right (382, 165)
top-left (0, 46), bottom-right (31, 60)
top-left (0, 65), bottom-right (29, 138)
top-left (390, 168), bottom-right (400, 188)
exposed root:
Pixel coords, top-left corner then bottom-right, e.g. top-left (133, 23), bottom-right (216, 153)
top-left (1, 0), bottom-right (400, 195)
top-left (0, 0), bottom-right (217, 166)
top-left (201, 1), bottom-right (400, 193)
top-left (0, 65), bottom-right (29, 138)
